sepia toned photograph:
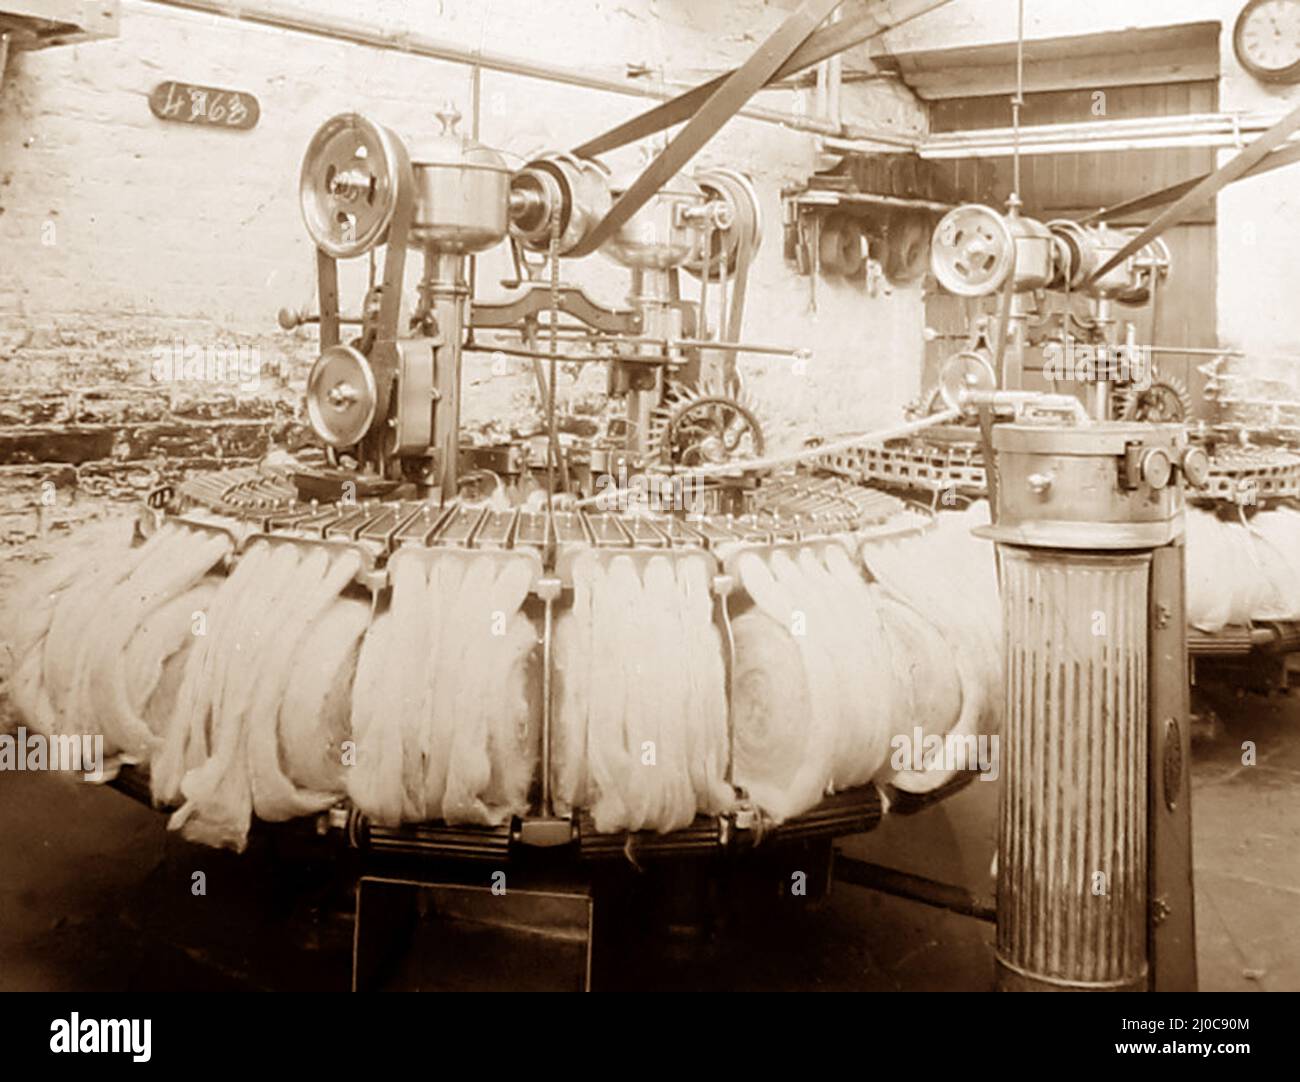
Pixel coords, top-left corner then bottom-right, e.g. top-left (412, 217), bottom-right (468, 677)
top-left (0, 0), bottom-right (1295, 1034)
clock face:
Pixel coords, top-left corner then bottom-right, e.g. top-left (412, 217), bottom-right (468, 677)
top-left (1236, 0), bottom-right (1300, 80)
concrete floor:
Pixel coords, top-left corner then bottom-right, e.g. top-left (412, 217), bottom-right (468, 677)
top-left (0, 677), bottom-right (1295, 991)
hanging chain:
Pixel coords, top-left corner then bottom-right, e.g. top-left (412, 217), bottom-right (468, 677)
top-left (545, 200), bottom-right (563, 526)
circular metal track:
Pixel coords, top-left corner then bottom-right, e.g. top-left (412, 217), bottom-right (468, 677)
top-left (161, 462), bottom-right (913, 556)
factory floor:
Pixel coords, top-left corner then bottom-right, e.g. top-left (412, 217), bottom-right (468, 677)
top-left (0, 680), bottom-right (1296, 992)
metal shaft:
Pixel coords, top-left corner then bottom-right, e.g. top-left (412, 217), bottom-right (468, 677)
top-left (423, 250), bottom-right (468, 498)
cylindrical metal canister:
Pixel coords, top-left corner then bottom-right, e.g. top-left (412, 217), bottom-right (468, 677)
top-left (602, 175), bottom-right (708, 271)
top-left (996, 547), bottom-right (1151, 991)
top-left (408, 105), bottom-right (512, 255)
top-left (980, 420), bottom-right (1190, 993)
top-left (1008, 214), bottom-right (1054, 292)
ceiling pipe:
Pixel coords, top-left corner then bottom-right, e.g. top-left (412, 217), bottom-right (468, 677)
top-left (826, 6), bottom-right (844, 132)
top-left (914, 111), bottom-right (1300, 159)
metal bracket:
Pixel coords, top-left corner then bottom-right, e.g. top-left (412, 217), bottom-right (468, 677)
top-left (471, 284), bottom-right (641, 335)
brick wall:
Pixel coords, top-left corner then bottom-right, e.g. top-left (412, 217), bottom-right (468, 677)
top-left (0, 0), bottom-right (929, 526)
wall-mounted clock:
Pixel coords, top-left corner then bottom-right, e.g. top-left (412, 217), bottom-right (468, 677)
top-left (1235, 0), bottom-right (1300, 84)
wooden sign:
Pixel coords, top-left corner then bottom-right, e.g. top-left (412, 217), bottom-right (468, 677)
top-left (149, 81), bottom-right (259, 130)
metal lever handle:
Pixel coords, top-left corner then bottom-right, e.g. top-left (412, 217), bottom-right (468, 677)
top-left (278, 307), bottom-right (364, 331)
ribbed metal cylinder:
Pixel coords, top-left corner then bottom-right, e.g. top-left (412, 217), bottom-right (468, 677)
top-left (996, 546), bottom-right (1151, 992)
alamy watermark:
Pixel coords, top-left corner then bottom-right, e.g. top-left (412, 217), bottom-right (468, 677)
top-left (151, 340), bottom-right (264, 391)
top-left (0, 727), bottom-right (104, 782)
top-left (890, 727), bottom-right (1000, 781)
top-left (591, 463), bottom-right (707, 514)
top-left (1042, 340), bottom-right (1151, 390)
top-left (50, 1013), bottom-right (150, 1062)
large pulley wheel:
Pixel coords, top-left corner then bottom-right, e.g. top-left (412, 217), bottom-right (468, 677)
top-left (306, 344), bottom-right (379, 448)
top-left (930, 204), bottom-right (1016, 297)
top-left (686, 167), bottom-right (763, 281)
top-left (300, 113), bottom-right (409, 258)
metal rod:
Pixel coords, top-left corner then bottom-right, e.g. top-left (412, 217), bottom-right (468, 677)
top-left (468, 62), bottom-right (481, 325)
top-left (834, 855), bottom-right (997, 923)
top-left (546, 211), bottom-right (562, 501)
top-left (921, 112), bottom-right (1300, 159)
top-left (716, 584), bottom-right (738, 789)
top-left (794, 186), bottom-right (954, 212)
top-left (1009, 0), bottom-right (1024, 207)
top-left (573, 408), bottom-right (961, 506)
top-left (540, 589), bottom-right (556, 816)
top-left (929, 110), bottom-right (1297, 143)
top-left (926, 133), bottom-right (1300, 158)
top-left (465, 336), bottom-right (806, 362)
top-left (826, 4), bottom-right (843, 131)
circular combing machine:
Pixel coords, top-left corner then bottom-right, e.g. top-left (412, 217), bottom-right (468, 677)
top-left (115, 458), bottom-right (956, 870)
top-left (36, 106), bottom-right (994, 880)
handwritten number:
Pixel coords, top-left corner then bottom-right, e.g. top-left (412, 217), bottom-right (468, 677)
top-left (160, 83), bottom-right (185, 118)
top-left (155, 83), bottom-right (252, 127)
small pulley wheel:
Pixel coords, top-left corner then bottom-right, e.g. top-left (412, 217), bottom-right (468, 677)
top-left (300, 113), bottom-right (409, 258)
top-left (685, 168), bottom-right (763, 281)
top-left (938, 350), bottom-right (997, 412)
top-left (819, 212), bottom-right (866, 277)
top-left (1116, 237), bottom-right (1172, 306)
top-left (884, 209), bottom-right (933, 285)
top-left (930, 204), bottom-right (1015, 297)
top-left (306, 344), bottom-right (379, 448)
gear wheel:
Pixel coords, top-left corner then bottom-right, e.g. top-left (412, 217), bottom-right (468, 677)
top-left (1120, 375), bottom-right (1193, 424)
top-left (648, 382), bottom-right (766, 468)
